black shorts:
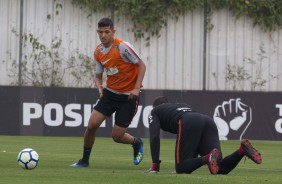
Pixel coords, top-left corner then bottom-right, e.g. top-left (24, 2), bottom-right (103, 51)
top-left (175, 112), bottom-right (221, 165)
top-left (94, 88), bottom-right (139, 128)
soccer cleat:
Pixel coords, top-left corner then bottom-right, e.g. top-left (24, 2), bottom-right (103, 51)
top-left (241, 139), bottom-right (262, 164)
top-left (207, 148), bottom-right (221, 174)
top-left (69, 159), bottom-right (89, 167)
top-left (145, 168), bottom-right (159, 174)
top-left (133, 138), bottom-right (144, 165)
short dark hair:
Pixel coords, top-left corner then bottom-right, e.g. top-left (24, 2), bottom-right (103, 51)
top-left (98, 17), bottom-right (114, 29)
top-left (153, 96), bottom-right (168, 108)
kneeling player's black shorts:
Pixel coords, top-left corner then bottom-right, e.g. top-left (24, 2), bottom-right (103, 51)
top-left (94, 88), bottom-right (139, 128)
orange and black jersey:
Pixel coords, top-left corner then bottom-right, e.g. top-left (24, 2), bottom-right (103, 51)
top-left (94, 38), bottom-right (142, 93)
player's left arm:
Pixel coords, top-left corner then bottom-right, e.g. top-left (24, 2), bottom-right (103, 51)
top-left (119, 41), bottom-right (146, 99)
top-left (130, 59), bottom-right (146, 99)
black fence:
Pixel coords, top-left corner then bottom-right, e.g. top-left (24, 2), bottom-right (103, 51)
top-left (0, 86), bottom-right (281, 140)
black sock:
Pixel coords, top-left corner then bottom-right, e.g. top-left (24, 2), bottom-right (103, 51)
top-left (82, 146), bottom-right (92, 162)
top-left (132, 137), bottom-right (141, 148)
top-left (132, 138), bottom-right (141, 157)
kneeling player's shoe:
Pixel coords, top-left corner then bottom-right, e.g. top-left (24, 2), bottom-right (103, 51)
top-left (208, 148), bottom-right (221, 174)
top-left (145, 168), bottom-right (159, 174)
top-left (241, 139), bottom-right (262, 164)
top-left (133, 138), bottom-right (144, 165)
top-left (69, 159), bottom-right (89, 167)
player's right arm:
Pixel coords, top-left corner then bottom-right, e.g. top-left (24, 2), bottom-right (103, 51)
top-left (147, 112), bottom-right (161, 173)
top-left (94, 55), bottom-right (104, 97)
top-left (95, 73), bottom-right (103, 97)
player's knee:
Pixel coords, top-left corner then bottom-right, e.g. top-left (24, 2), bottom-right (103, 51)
top-left (112, 133), bottom-right (123, 143)
top-left (86, 124), bottom-right (99, 136)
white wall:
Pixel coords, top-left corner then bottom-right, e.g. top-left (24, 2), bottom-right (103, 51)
top-left (0, 0), bottom-right (20, 85)
top-left (206, 9), bottom-right (282, 91)
top-left (0, 0), bottom-right (281, 91)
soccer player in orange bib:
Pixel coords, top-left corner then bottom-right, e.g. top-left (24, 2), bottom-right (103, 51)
top-left (70, 17), bottom-right (146, 167)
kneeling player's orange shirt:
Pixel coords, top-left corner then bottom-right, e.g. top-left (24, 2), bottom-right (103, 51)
top-left (94, 38), bottom-right (142, 93)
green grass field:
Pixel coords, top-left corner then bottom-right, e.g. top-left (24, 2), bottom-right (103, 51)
top-left (0, 135), bottom-right (281, 184)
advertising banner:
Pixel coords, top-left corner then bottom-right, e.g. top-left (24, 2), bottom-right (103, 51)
top-left (0, 86), bottom-right (281, 140)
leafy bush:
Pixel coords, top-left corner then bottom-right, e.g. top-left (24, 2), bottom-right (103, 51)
top-left (72, 0), bottom-right (282, 41)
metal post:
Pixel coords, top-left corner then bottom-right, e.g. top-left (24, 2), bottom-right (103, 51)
top-left (18, 0), bottom-right (24, 86)
top-left (203, 0), bottom-right (208, 91)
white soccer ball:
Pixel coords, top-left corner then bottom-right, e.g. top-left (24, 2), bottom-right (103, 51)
top-left (17, 148), bottom-right (39, 170)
